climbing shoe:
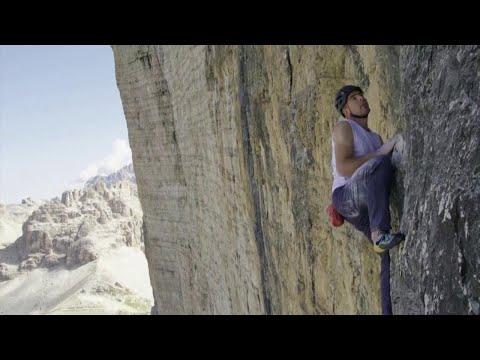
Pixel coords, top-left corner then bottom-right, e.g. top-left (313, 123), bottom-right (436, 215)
top-left (373, 231), bottom-right (405, 254)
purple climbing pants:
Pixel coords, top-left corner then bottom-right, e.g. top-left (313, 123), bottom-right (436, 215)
top-left (332, 155), bottom-right (394, 315)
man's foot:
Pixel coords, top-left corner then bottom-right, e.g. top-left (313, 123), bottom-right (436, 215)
top-left (373, 231), bottom-right (406, 253)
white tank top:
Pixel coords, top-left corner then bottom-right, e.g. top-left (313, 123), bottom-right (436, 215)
top-left (331, 119), bottom-right (382, 193)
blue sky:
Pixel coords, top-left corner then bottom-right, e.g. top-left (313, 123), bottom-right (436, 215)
top-left (1, 45), bottom-right (132, 204)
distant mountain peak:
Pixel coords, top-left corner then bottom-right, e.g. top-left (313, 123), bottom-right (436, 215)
top-left (84, 163), bottom-right (136, 189)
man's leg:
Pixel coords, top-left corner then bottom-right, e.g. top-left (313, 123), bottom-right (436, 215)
top-left (335, 155), bottom-right (403, 251)
top-left (332, 157), bottom-right (395, 314)
top-left (366, 155), bottom-right (394, 236)
top-left (333, 156), bottom-right (394, 233)
top-left (332, 188), bottom-right (393, 315)
top-left (359, 155), bottom-right (405, 252)
top-left (352, 221), bottom-right (392, 315)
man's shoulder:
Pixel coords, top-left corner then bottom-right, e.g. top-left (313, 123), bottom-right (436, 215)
top-left (332, 120), bottom-right (352, 136)
top-left (332, 120), bottom-right (353, 143)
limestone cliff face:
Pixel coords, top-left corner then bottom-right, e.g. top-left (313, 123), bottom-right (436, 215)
top-left (112, 45), bottom-right (479, 314)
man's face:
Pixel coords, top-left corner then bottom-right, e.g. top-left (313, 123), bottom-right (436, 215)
top-left (344, 90), bottom-right (370, 118)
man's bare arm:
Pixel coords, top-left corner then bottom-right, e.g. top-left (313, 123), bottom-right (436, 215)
top-left (333, 122), bottom-right (381, 177)
top-left (333, 123), bottom-right (400, 177)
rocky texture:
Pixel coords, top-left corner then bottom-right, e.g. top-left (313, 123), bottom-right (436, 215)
top-left (0, 200), bottom-right (43, 247)
top-left (0, 263), bottom-right (15, 281)
top-left (1, 178), bottom-right (153, 314)
top-left (4, 181), bottom-right (143, 273)
top-left (390, 45), bottom-right (480, 314)
top-left (0, 247), bottom-right (153, 315)
top-left (1, 200), bottom-right (44, 279)
top-left (112, 45), bottom-right (479, 314)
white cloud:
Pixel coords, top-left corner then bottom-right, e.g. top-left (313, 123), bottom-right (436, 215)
top-left (66, 139), bottom-right (132, 190)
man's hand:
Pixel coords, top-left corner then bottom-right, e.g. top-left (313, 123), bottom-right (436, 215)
top-left (377, 133), bottom-right (402, 156)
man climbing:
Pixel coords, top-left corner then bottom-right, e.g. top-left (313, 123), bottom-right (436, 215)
top-left (330, 85), bottom-right (405, 315)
